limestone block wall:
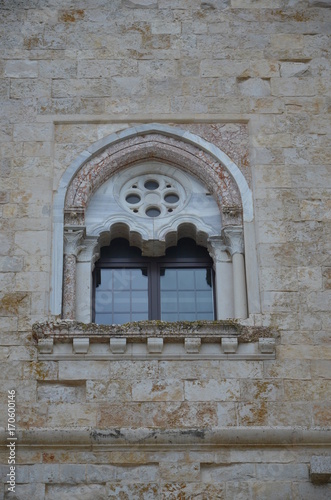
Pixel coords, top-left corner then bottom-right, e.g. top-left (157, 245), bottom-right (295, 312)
top-left (0, 0), bottom-right (330, 498)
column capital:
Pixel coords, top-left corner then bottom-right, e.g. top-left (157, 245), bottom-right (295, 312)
top-left (63, 227), bottom-right (86, 257)
top-left (222, 226), bottom-right (244, 256)
top-left (76, 236), bottom-right (100, 265)
top-left (207, 236), bottom-right (230, 263)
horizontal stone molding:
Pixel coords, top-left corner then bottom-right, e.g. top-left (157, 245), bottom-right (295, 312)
top-left (33, 320), bottom-right (276, 342)
top-left (1, 427), bottom-right (330, 449)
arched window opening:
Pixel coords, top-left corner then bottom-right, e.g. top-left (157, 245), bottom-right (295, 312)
top-left (93, 238), bottom-right (215, 325)
top-left (53, 124), bottom-right (260, 324)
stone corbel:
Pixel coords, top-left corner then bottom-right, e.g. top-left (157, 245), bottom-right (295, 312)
top-left (222, 337), bottom-right (238, 354)
top-left (110, 338), bottom-right (127, 354)
top-left (73, 337), bottom-right (90, 354)
top-left (185, 338), bottom-right (201, 353)
top-left (38, 338), bottom-right (54, 354)
top-left (147, 338), bottom-right (163, 353)
top-left (259, 338), bottom-right (276, 354)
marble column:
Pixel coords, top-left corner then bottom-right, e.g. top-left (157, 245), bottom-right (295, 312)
top-left (222, 226), bottom-right (248, 319)
top-left (63, 229), bottom-right (85, 319)
top-left (75, 236), bottom-right (99, 323)
top-left (207, 236), bottom-right (234, 320)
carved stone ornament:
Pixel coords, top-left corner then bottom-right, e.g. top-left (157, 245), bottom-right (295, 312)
top-left (147, 337), bottom-right (164, 353)
top-left (63, 228), bottom-right (86, 257)
top-left (72, 337), bottom-right (90, 354)
top-left (222, 226), bottom-right (244, 256)
top-left (184, 337), bottom-right (201, 353)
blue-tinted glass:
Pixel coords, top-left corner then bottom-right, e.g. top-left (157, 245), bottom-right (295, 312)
top-left (98, 269), bottom-right (113, 290)
top-left (161, 313), bottom-right (179, 322)
top-left (131, 312), bottom-right (148, 322)
top-left (160, 269), bottom-right (177, 290)
top-left (195, 269), bottom-right (212, 291)
top-left (113, 313), bottom-right (131, 324)
top-left (131, 269), bottom-right (148, 290)
top-left (196, 290), bottom-right (214, 313)
top-left (96, 267), bottom-right (149, 325)
top-left (113, 291), bottom-right (130, 312)
top-left (113, 269), bottom-right (133, 290)
top-left (161, 291), bottom-right (178, 313)
top-left (178, 291), bottom-right (196, 312)
top-left (95, 291), bottom-right (112, 312)
top-left (132, 291), bottom-right (149, 313)
top-left (178, 313), bottom-right (196, 321)
top-left (178, 270), bottom-right (195, 289)
top-left (160, 267), bottom-right (214, 321)
top-left (95, 313), bottom-right (113, 325)
top-left (198, 312), bottom-right (214, 320)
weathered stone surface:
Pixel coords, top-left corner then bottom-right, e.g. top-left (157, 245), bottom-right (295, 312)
top-left (45, 484), bottom-right (107, 500)
top-left (1, 0), bottom-right (331, 494)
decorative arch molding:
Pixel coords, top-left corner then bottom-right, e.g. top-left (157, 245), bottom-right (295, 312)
top-left (51, 123), bottom-right (259, 318)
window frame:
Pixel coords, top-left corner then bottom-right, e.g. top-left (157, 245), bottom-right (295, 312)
top-left (92, 241), bottom-right (216, 323)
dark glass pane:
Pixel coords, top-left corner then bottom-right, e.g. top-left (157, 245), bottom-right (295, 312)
top-left (100, 238), bottom-right (142, 259)
top-left (161, 291), bottom-right (178, 313)
top-left (196, 291), bottom-right (214, 313)
top-left (94, 313), bottom-right (113, 325)
top-left (113, 291), bottom-right (130, 312)
top-left (95, 267), bottom-right (148, 325)
top-left (144, 180), bottom-right (159, 190)
top-left (194, 269), bottom-right (212, 291)
top-left (164, 193), bottom-right (179, 203)
top-left (97, 269), bottom-right (113, 290)
top-left (95, 291), bottom-right (112, 312)
top-left (161, 313), bottom-right (179, 322)
top-left (126, 194), bottom-right (141, 204)
top-left (160, 267), bottom-right (214, 321)
top-left (178, 291), bottom-right (195, 312)
top-left (132, 291), bottom-right (149, 313)
top-left (146, 207), bottom-right (161, 218)
top-left (178, 270), bottom-right (195, 290)
top-left (160, 269), bottom-right (177, 290)
top-left (131, 269), bottom-right (148, 290)
top-left (178, 313), bottom-right (196, 321)
top-left (165, 238), bottom-right (213, 259)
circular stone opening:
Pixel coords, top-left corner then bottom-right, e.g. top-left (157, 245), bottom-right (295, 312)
top-left (126, 194), bottom-right (141, 204)
top-left (144, 180), bottom-right (159, 190)
top-left (146, 207), bottom-right (161, 218)
top-left (164, 193), bottom-right (179, 204)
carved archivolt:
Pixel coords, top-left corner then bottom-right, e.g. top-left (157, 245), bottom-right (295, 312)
top-left (64, 133), bottom-right (243, 228)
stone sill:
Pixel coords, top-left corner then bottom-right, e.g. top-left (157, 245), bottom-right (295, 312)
top-left (33, 320), bottom-right (276, 342)
top-left (33, 320), bottom-right (277, 360)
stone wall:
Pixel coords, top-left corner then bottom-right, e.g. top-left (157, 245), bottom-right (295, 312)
top-left (0, 0), bottom-right (330, 498)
